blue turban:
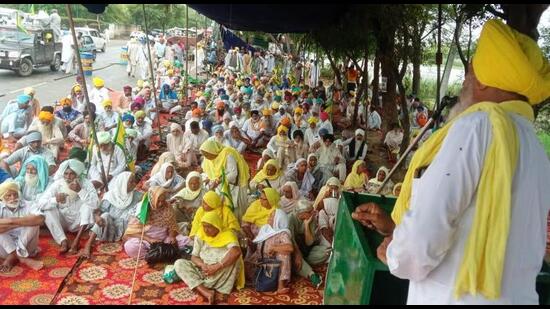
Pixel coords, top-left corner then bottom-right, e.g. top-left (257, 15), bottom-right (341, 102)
top-left (212, 125), bottom-right (224, 133)
top-left (201, 119), bottom-right (213, 132)
top-left (220, 94), bottom-right (229, 100)
top-left (17, 94), bottom-right (31, 105)
top-left (15, 155), bottom-right (49, 193)
top-left (319, 128), bottom-right (329, 137)
top-left (122, 113), bottom-right (135, 124)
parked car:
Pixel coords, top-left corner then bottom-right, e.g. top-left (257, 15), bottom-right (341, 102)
top-left (75, 27), bottom-right (106, 52)
top-left (78, 34), bottom-right (97, 61)
top-left (0, 25), bottom-right (62, 76)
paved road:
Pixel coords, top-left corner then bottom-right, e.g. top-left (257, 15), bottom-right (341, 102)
top-left (0, 39), bottom-right (131, 113)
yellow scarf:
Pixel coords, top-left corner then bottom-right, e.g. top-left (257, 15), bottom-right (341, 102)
top-left (189, 192), bottom-right (241, 238)
top-left (391, 100), bottom-right (534, 299)
top-left (197, 211), bottom-right (245, 290)
top-left (343, 160), bottom-right (368, 190)
top-left (174, 172), bottom-right (202, 201)
top-left (252, 159), bottom-right (282, 183)
top-left (242, 188), bottom-right (280, 226)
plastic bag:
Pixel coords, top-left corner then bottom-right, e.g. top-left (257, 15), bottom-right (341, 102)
top-left (163, 264), bottom-right (181, 284)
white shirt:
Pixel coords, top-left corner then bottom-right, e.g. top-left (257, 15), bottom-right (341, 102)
top-left (319, 120), bottom-right (334, 135)
top-left (89, 87), bottom-right (110, 114)
top-left (387, 111), bottom-right (550, 305)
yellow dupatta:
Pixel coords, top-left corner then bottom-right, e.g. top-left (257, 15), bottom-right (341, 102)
top-left (197, 211), bottom-right (245, 290)
top-left (189, 191), bottom-right (241, 238)
top-left (252, 159), bottom-right (282, 183)
top-left (391, 100), bottom-right (534, 299)
top-left (242, 187), bottom-right (280, 226)
top-left (343, 160), bottom-right (368, 190)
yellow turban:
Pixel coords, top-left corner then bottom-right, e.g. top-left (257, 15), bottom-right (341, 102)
top-left (102, 99), bottom-right (113, 107)
top-left (137, 80), bottom-right (144, 88)
top-left (473, 19), bottom-right (550, 105)
top-left (307, 117), bottom-right (318, 124)
top-left (60, 97), bottom-right (72, 106)
top-left (271, 102), bottom-right (280, 110)
top-left (38, 111), bottom-right (54, 122)
top-left (93, 77), bottom-right (105, 88)
top-left (277, 125), bottom-right (288, 135)
top-left (134, 110), bottom-right (146, 118)
top-left (0, 180), bottom-right (19, 201)
top-left (262, 108), bottom-right (272, 116)
top-left (294, 107), bottom-right (303, 115)
top-left (167, 69), bottom-right (174, 76)
top-left (72, 84), bottom-right (81, 93)
top-left (163, 60), bottom-right (171, 68)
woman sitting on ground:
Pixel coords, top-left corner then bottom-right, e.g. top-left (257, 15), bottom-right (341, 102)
top-left (174, 211), bottom-right (244, 304)
top-left (284, 158), bottom-right (316, 200)
top-left (241, 187), bottom-right (280, 248)
top-left (248, 208), bottom-right (294, 294)
top-left (143, 162), bottom-right (185, 197)
top-left (279, 181), bottom-right (300, 214)
top-left (170, 171), bottom-right (205, 235)
top-left (123, 186), bottom-right (190, 259)
top-left (249, 159), bottom-right (286, 193)
top-left (256, 149), bottom-right (275, 172)
top-left (366, 166), bottom-right (394, 195)
top-left (189, 191), bottom-right (241, 239)
top-left (80, 172), bottom-right (142, 259)
top-left (392, 182), bottom-right (403, 197)
top-left (343, 160), bottom-right (369, 192)
top-left (313, 177), bottom-right (342, 212)
top-left (167, 123), bottom-right (185, 157)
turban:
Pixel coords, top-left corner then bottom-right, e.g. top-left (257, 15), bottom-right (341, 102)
top-left (192, 108), bottom-right (202, 117)
top-left (307, 117), bottom-right (318, 124)
top-left (320, 112), bottom-right (329, 121)
top-left (212, 125), bottom-right (224, 134)
top-left (102, 99), bottom-right (113, 107)
top-left (24, 87), bottom-right (36, 96)
top-left (134, 110), bottom-right (146, 118)
top-left (92, 77), bottom-right (105, 88)
top-left (274, 95), bottom-right (282, 102)
top-left (38, 111), bottom-right (54, 122)
top-left (473, 19), bottom-right (550, 105)
top-left (195, 91), bottom-right (203, 98)
top-left (72, 84), bottom-right (81, 92)
top-left (233, 106), bottom-right (242, 114)
top-left (0, 180), bottom-right (19, 201)
top-left (220, 94), bottom-right (229, 100)
top-left (26, 131), bottom-right (42, 142)
top-left (294, 107), bottom-right (303, 115)
top-left (137, 79), bottom-right (144, 88)
top-left (262, 109), bottom-right (272, 116)
top-left (167, 69), bottom-right (174, 76)
top-left (122, 113), bottom-right (135, 123)
top-left (201, 119), bottom-right (213, 131)
top-left (296, 199), bottom-right (313, 214)
top-left (125, 128), bottom-right (138, 138)
top-left (97, 131), bottom-right (111, 144)
top-left (163, 60), bottom-right (171, 68)
top-left (60, 97), bottom-right (72, 106)
top-left (69, 147), bottom-right (88, 163)
top-left (123, 85), bottom-right (132, 91)
top-left (17, 94), bottom-right (31, 104)
top-left (319, 128), bottom-right (329, 137)
top-left (271, 102), bottom-right (280, 110)
top-left (280, 116), bottom-right (291, 126)
top-left (133, 96), bottom-right (145, 105)
top-left (277, 125), bottom-right (288, 135)
top-left (66, 159), bottom-right (86, 176)
top-left (355, 129), bottom-right (365, 136)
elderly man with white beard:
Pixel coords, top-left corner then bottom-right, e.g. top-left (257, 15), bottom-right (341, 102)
top-left (88, 131), bottom-right (127, 191)
top-left (0, 181), bottom-right (45, 272)
top-left (28, 110), bottom-right (64, 160)
top-left (14, 155), bottom-right (51, 203)
top-left (38, 159), bottom-right (99, 254)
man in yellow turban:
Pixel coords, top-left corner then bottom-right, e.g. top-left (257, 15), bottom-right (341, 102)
top-left (31, 110), bottom-right (64, 160)
top-left (99, 99), bottom-right (119, 131)
top-left (351, 19), bottom-right (550, 305)
top-left (90, 77), bottom-right (109, 114)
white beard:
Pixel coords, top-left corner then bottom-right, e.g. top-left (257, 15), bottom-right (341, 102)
top-left (25, 173), bottom-right (39, 187)
top-left (5, 200), bottom-right (19, 209)
top-left (61, 180), bottom-right (80, 202)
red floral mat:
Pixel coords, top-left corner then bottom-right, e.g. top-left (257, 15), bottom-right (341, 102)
top-left (0, 230), bottom-right (80, 305)
top-left (52, 242), bottom-right (325, 305)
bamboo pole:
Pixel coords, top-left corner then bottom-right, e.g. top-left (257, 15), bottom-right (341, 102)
top-left (141, 4), bottom-right (163, 139)
top-left (185, 5), bottom-right (189, 103)
top-left (195, 16), bottom-right (198, 80)
top-left (127, 224), bottom-right (146, 304)
top-left (65, 4), bottom-right (109, 188)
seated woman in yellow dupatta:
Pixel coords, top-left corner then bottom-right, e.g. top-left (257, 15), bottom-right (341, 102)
top-left (343, 160), bottom-right (369, 192)
top-left (241, 187), bottom-right (280, 249)
top-left (199, 140), bottom-right (250, 222)
top-left (189, 191), bottom-right (240, 240)
top-left (249, 159), bottom-right (286, 192)
top-left (171, 171), bottom-right (206, 235)
top-left (174, 211), bottom-right (245, 304)
top-left (313, 177), bottom-right (342, 211)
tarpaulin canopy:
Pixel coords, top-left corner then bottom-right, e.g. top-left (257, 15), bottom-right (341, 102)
top-left (188, 4), bottom-right (351, 33)
top-left (220, 26), bottom-right (256, 53)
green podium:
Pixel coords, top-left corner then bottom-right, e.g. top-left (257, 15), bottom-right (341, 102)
top-left (323, 191), bottom-right (409, 305)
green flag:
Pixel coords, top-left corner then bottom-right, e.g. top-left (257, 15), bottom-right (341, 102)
top-left (16, 12), bottom-right (28, 35)
top-left (137, 192), bottom-right (150, 224)
top-left (30, 4), bottom-right (35, 15)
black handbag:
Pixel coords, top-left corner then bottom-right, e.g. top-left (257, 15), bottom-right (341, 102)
top-left (254, 241), bottom-right (282, 292)
top-left (144, 242), bottom-right (181, 267)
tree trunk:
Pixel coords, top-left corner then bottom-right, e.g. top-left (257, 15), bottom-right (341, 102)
top-left (411, 24), bottom-right (422, 96)
top-left (395, 68), bottom-right (411, 156)
top-left (324, 48), bottom-right (342, 87)
top-left (380, 30), bottom-right (399, 132)
top-left (353, 51), bottom-right (369, 128)
top-left (372, 50), bottom-right (380, 106)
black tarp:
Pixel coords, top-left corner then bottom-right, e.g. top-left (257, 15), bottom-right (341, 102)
top-left (220, 26), bottom-right (256, 52)
top-left (188, 4), bottom-right (351, 33)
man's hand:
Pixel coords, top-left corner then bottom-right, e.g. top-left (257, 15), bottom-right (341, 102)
top-left (107, 175), bottom-right (113, 182)
top-left (351, 202), bottom-right (395, 236)
top-left (55, 193), bottom-right (67, 204)
top-left (293, 252), bottom-right (303, 271)
top-left (376, 236), bottom-right (392, 265)
top-left (69, 181), bottom-right (81, 193)
top-left (95, 215), bottom-right (105, 227)
top-left (334, 157), bottom-right (340, 164)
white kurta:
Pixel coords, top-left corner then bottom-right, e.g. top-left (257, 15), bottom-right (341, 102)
top-left (89, 87), bottom-right (110, 114)
top-left (88, 146), bottom-right (127, 185)
top-left (386, 111), bottom-right (550, 305)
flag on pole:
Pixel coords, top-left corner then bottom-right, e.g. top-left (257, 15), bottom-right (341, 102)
top-left (137, 192), bottom-right (150, 224)
top-left (30, 4), bottom-right (35, 15)
top-left (16, 12), bottom-right (28, 35)
top-left (219, 168), bottom-right (235, 211)
top-left (113, 117), bottom-right (135, 172)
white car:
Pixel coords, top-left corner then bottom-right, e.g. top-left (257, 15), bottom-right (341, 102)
top-left (75, 27), bottom-right (106, 52)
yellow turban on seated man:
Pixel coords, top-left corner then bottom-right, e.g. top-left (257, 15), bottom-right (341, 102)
top-left (93, 77), bottom-right (105, 88)
top-left (392, 19), bottom-right (549, 301)
top-left (38, 111), bottom-right (54, 122)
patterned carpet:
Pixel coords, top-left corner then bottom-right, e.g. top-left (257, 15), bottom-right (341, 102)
top-left (0, 230), bottom-right (80, 305)
top-left (52, 242), bottom-right (325, 305)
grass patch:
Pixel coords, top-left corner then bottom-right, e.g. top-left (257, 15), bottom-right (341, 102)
top-left (537, 133), bottom-right (550, 158)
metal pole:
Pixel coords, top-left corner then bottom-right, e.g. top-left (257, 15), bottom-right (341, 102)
top-left (185, 5), bottom-right (189, 103)
top-left (141, 4), bottom-right (163, 139)
top-left (195, 16), bottom-right (198, 79)
top-left (65, 4), bottom-right (109, 188)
